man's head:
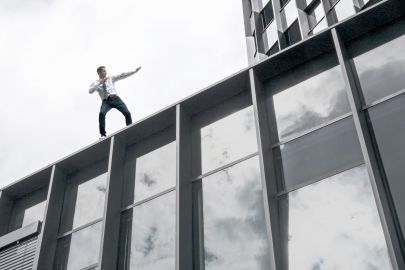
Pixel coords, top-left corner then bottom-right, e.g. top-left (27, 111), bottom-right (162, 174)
top-left (97, 66), bottom-right (107, 79)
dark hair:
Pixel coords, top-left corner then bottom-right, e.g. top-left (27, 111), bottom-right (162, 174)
top-left (97, 66), bottom-right (105, 73)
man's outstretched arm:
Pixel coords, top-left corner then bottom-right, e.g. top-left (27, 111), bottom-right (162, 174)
top-left (112, 66), bottom-right (141, 82)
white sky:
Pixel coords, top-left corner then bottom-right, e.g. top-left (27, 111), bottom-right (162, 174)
top-left (0, 0), bottom-right (248, 187)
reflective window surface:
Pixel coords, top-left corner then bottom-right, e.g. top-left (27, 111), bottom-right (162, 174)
top-left (281, 0), bottom-right (298, 29)
top-left (72, 173), bottom-right (107, 229)
top-left (265, 20), bottom-right (279, 52)
top-left (310, 17), bottom-right (327, 35)
top-left (119, 192), bottom-right (176, 270)
top-left (272, 63), bottom-right (350, 141)
top-left (202, 156), bottom-right (270, 270)
top-left (22, 200), bottom-right (46, 227)
top-left (307, 1), bottom-right (325, 30)
top-left (66, 222), bottom-right (103, 270)
top-left (351, 21), bottom-right (405, 105)
top-left (201, 106), bottom-right (257, 174)
top-left (333, 0), bottom-right (356, 21)
top-left (368, 94), bottom-right (405, 237)
top-left (134, 141), bottom-right (176, 202)
top-left (276, 117), bottom-right (363, 191)
top-left (280, 165), bottom-right (391, 269)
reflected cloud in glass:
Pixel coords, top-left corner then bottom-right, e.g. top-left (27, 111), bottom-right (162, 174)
top-left (72, 173), bottom-right (107, 229)
top-left (66, 222), bottom-right (102, 270)
top-left (282, 165), bottom-right (391, 269)
top-left (352, 26), bottom-right (405, 104)
top-left (134, 142), bottom-right (176, 202)
top-left (201, 106), bottom-right (258, 174)
top-left (22, 200), bottom-right (46, 227)
top-left (127, 191), bottom-right (176, 270)
top-left (273, 65), bottom-right (350, 141)
top-left (202, 156), bottom-right (270, 270)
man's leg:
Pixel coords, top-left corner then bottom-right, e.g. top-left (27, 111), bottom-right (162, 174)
top-left (111, 96), bottom-right (132, 126)
top-left (99, 100), bottom-right (112, 136)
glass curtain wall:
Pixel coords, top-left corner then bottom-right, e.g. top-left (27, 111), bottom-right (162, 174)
top-left (54, 170), bottom-right (108, 270)
top-left (349, 18), bottom-right (405, 242)
top-left (118, 139), bottom-right (177, 270)
top-left (267, 52), bottom-right (392, 269)
top-left (193, 100), bottom-right (271, 270)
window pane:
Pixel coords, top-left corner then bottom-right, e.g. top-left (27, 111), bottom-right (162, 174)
top-left (264, 20), bottom-right (278, 52)
top-left (310, 17), bottom-right (327, 35)
top-left (284, 20), bottom-right (301, 47)
top-left (60, 173), bottom-right (108, 233)
top-left (119, 192), bottom-right (176, 270)
top-left (307, 1), bottom-right (325, 30)
top-left (22, 201), bottom-right (46, 227)
top-left (201, 106), bottom-right (258, 174)
top-left (351, 20), bottom-right (405, 105)
top-left (72, 173), bottom-right (107, 229)
top-left (134, 141), bottom-right (176, 202)
top-left (262, 2), bottom-right (274, 28)
top-left (280, 165), bottom-right (391, 269)
top-left (275, 117), bottom-right (363, 191)
top-left (333, 0), bottom-right (356, 21)
top-left (54, 222), bottom-right (103, 270)
top-left (272, 58), bottom-right (350, 141)
top-left (281, 0), bottom-right (298, 29)
top-left (368, 94), bottom-right (405, 238)
top-left (201, 156), bottom-right (271, 270)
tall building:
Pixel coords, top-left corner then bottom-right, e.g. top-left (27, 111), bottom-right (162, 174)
top-left (1, 0), bottom-right (405, 269)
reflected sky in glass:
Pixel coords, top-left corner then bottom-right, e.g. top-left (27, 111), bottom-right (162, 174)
top-left (333, 0), bottom-right (356, 22)
top-left (22, 200), bottom-right (46, 227)
top-left (73, 173), bottom-right (107, 229)
top-left (66, 222), bottom-right (102, 270)
top-left (311, 18), bottom-right (327, 35)
top-left (276, 117), bottom-right (363, 191)
top-left (202, 156), bottom-right (270, 270)
top-left (201, 106), bottom-right (258, 174)
top-left (273, 65), bottom-right (350, 141)
top-left (265, 20), bottom-right (278, 51)
top-left (308, 2), bottom-right (325, 30)
top-left (134, 141), bottom-right (176, 202)
top-left (352, 24), bottom-right (405, 104)
top-left (283, 165), bottom-right (391, 270)
top-left (128, 191), bottom-right (176, 270)
top-left (281, 0), bottom-right (298, 29)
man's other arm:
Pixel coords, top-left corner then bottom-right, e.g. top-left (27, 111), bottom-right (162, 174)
top-left (89, 80), bottom-right (103, 93)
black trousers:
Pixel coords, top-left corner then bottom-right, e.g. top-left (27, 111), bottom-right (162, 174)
top-left (99, 95), bottom-right (132, 136)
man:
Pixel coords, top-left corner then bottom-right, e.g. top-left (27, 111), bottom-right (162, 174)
top-left (89, 66), bottom-right (141, 138)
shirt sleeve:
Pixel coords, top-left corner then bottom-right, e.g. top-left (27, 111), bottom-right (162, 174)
top-left (89, 81), bottom-right (101, 93)
top-left (111, 70), bottom-right (137, 82)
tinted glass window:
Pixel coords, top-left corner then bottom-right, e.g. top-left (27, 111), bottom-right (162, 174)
top-left (118, 192), bottom-right (176, 270)
top-left (134, 141), bottom-right (176, 202)
top-left (262, 2), bottom-right (274, 28)
top-left (200, 106), bottom-right (257, 174)
top-left (368, 94), bottom-right (405, 237)
top-left (307, 1), bottom-right (325, 30)
top-left (283, 20), bottom-right (301, 47)
top-left (279, 165), bottom-right (391, 269)
top-left (54, 222), bottom-right (103, 270)
top-left (271, 54), bottom-right (350, 141)
top-left (281, 0), bottom-right (298, 29)
top-left (60, 173), bottom-right (108, 233)
top-left (201, 156), bottom-right (270, 270)
top-left (332, 0), bottom-right (356, 21)
top-left (264, 20), bottom-right (278, 52)
top-left (275, 117), bottom-right (363, 191)
top-left (351, 19), bottom-right (405, 105)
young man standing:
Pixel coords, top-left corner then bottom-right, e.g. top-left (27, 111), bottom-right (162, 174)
top-left (89, 66), bottom-right (141, 138)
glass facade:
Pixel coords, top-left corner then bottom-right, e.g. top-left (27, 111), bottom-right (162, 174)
top-left (2, 5), bottom-right (405, 270)
top-left (200, 156), bottom-right (270, 270)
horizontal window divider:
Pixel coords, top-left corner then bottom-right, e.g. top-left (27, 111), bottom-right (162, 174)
top-left (272, 112), bottom-right (353, 147)
top-left (262, 18), bottom-right (276, 34)
top-left (120, 186), bottom-right (176, 212)
top-left (362, 88), bottom-right (405, 110)
top-left (192, 152), bottom-right (259, 182)
top-left (309, 16), bottom-right (326, 33)
top-left (276, 159), bottom-right (365, 197)
top-left (57, 218), bottom-right (103, 239)
top-left (280, 0), bottom-right (294, 12)
top-left (81, 263), bottom-right (99, 270)
top-left (328, 0), bottom-right (343, 12)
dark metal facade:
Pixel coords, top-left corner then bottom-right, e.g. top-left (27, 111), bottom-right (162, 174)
top-left (1, 1), bottom-right (405, 269)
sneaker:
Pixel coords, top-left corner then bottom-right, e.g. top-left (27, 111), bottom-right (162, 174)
top-left (99, 135), bottom-right (107, 140)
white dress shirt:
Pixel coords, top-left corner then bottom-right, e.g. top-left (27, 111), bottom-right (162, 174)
top-left (89, 70), bottom-right (138, 100)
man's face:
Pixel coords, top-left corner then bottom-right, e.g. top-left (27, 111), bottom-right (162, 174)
top-left (98, 68), bottom-right (107, 79)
